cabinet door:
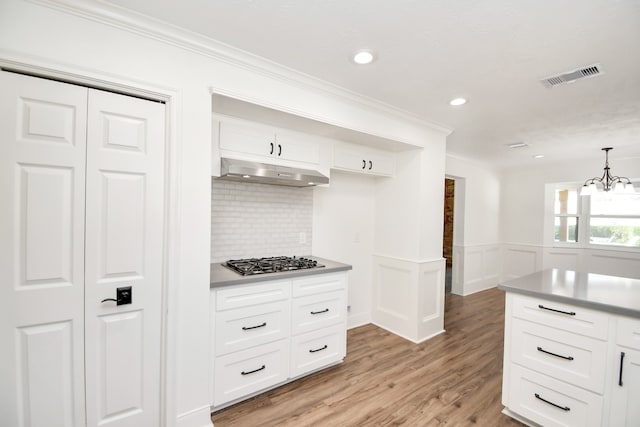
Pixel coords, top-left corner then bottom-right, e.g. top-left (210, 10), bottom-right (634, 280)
top-left (219, 121), bottom-right (275, 158)
top-left (0, 71), bottom-right (88, 427)
top-left (610, 348), bottom-right (640, 426)
top-left (333, 144), bottom-right (369, 172)
top-left (367, 148), bottom-right (395, 176)
top-left (275, 130), bottom-right (320, 165)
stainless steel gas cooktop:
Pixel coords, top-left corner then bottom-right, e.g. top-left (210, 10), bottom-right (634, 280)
top-left (223, 256), bottom-right (325, 276)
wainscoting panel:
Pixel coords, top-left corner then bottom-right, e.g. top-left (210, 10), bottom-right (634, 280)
top-left (502, 245), bottom-right (542, 281)
top-left (372, 255), bottom-right (445, 343)
top-left (452, 244), bottom-right (501, 296)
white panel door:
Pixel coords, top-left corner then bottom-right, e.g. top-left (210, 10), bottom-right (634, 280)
top-left (84, 89), bottom-right (165, 427)
top-left (0, 71), bottom-right (87, 427)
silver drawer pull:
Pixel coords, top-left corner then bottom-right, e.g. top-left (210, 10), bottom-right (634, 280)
top-left (241, 365), bottom-right (265, 376)
top-left (537, 346), bottom-right (574, 361)
top-left (537, 304), bottom-right (576, 316)
top-left (242, 322), bottom-right (266, 331)
top-left (309, 345), bottom-right (328, 353)
top-left (310, 308), bottom-right (329, 315)
top-left (535, 393), bottom-right (570, 411)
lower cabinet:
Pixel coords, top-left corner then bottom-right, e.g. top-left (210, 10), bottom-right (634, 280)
top-left (609, 317), bottom-right (640, 427)
top-left (210, 272), bottom-right (348, 409)
top-left (502, 293), bottom-right (640, 427)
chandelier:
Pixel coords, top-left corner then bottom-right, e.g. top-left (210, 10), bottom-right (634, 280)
top-left (580, 147), bottom-right (635, 195)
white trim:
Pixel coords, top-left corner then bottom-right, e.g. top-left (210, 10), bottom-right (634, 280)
top-left (372, 253), bottom-right (446, 264)
top-left (347, 312), bottom-right (371, 330)
top-left (0, 53), bottom-right (184, 427)
top-left (27, 0), bottom-right (452, 137)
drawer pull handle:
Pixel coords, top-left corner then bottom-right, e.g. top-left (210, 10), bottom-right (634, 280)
top-left (241, 365), bottom-right (265, 376)
top-left (619, 351), bottom-right (626, 386)
top-left (242, 322), bottom-right (267, 331)
top-left (310, 308), bottom-right (329, 315)
top-left (534, 393), bottom-right (570, 412)
top-left (537, 304), bottom-right (576, 316)
top-left (537, 346), bottom-right (574, 361)
top-left (309, 345), bottom-right (328, 353)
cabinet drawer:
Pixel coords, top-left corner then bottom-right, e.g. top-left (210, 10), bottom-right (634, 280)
top-left (511, 318), bottom-right (607, 393)
top-left (512, 294), bottom-right (609, 340)
top-left (508, 364), bottom-right (603, 427)
top-left (215, 301), bottom-right (290, 356)
top-left (292, 290), bottom-right (346, 335)
top-left (290, 324), bottom-right (346, 378)
top-left (215, 279), bottom-right (290, 311)
top-left (292, 273), bottom-right (347, 298)
top-left (617, 317), bottom-right (640, 350)
top-left (213, 339), bottom-right (289, 407)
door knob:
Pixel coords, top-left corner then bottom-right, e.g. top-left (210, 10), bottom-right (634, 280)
top-left (101, 286), bottom-right (132, 306)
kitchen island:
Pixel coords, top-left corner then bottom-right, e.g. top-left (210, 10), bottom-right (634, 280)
top-left (209, 256), bottom-right (352, 411)
top-left (499, 269), bottom-right (640, 427)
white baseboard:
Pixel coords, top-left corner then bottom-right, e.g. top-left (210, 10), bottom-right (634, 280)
top-left (347, 312), bottom-right (370, 330)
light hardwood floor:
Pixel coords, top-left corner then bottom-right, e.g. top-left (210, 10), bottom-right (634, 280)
top-left (211, 288), bottom-right (524, 426)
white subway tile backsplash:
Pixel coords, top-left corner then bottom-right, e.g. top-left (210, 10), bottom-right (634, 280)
top-left (210, 180), bottom-right (313, 262)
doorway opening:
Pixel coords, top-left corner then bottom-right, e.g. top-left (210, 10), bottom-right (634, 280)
top-left (443, 178), bottom-right (455, 293)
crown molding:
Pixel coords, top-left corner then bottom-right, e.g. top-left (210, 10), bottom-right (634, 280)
top-left (27, 0), bottom-right (453, 136)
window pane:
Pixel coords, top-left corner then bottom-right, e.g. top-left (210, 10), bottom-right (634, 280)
top-left (554, 216), bottom-right (578, 242)
top-left (590, 217), bottom-right (640, 247)
top-left (554, 189), bottom-right (578, 215)
top-left (591, 191), bottom-right (640, 215)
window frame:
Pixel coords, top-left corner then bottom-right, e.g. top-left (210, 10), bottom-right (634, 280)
top-left (548, 182), bottom-right (640, 252)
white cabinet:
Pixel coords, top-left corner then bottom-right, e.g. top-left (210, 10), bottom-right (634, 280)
top-left (218, 119), bottom-right (320, 165)
top-left (332, 141), bottom-right (395, 176)
top-left (210, 271), bottom-right (348, 409)
top-left (290, 273), bottom-right (347, 378)
top-left (503, 294), bottom-right (608, 427)
top-left (609, 317), bottom-right (640, 427)
top-left (503, 293), bottom-right (640, 427)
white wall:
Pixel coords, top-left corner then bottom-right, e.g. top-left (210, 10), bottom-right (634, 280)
top-left (312, 171), bottom-right (376, 329)
top-left (501, 157), bottom-right (640, 280)
top-left (1, 1), bottom-right (449, 425)
top-left (445, 154), bottom-right (502, 295)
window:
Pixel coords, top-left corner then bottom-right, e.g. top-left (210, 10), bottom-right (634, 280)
top-left (551, 183), bottom-right (640, 249)
top-left (554, 188), bottom-right (579, 243)
top-left (589, 192), bottom-right (640, 247)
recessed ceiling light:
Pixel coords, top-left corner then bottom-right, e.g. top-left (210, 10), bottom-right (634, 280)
top-left (352, 49), bottom-right (376, 65)
top-left (532, 154), bottom-right (545, 159)
top-left (242, 175), bottom-right (251, 178)
top-left (449, 97), bottom-right (467, 106)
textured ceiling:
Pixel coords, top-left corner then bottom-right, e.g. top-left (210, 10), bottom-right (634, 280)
top-left (104, 0), bottom-right (640, 168)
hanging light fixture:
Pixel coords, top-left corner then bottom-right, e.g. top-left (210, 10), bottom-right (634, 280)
top-left (580, 147), bottom-right (636, 196)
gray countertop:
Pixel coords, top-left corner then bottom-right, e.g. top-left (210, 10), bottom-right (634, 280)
top-left (210, 256), bottom-right (352, 288)
top-left (498, 269), bottom-right (640, 318)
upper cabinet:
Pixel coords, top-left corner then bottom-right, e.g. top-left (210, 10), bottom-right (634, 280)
top-left (218, 119), bottom-right (320, 166)
top-left (332, 141), bottom-right (395, 177)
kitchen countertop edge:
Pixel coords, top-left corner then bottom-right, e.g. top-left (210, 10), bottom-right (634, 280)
top-left (498, 268), bottom-right (640, 319)
top-left (210, 256), bottom-right (352, 288)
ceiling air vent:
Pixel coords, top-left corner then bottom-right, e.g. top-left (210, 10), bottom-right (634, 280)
top-left (541, 63), bottom-right (603, 88)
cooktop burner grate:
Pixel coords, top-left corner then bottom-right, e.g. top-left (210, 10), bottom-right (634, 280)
top-left (224, 256), bottom-right (325, 276)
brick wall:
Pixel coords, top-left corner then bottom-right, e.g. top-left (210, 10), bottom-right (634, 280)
top-left (211, 180), bottom-right (313, 262)
top-left (443, 178), bottom-right (455, 267)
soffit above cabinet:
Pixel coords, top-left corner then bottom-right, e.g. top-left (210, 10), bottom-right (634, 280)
top-left (212, 93), bottom-right (420, 153)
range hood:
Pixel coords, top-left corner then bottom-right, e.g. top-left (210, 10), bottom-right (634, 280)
top-left (217, 158), bottom-right (329, 187)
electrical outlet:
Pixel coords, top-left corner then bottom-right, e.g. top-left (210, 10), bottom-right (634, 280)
top-left (299, 232), bottom-right (306, 244)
